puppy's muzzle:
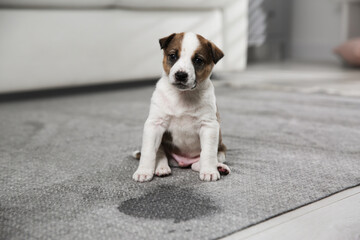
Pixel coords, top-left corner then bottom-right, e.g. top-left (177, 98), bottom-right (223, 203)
top-left (174, 71), bottom-right (188, 83)
top-left (173, 71), bottom-right (191, 90)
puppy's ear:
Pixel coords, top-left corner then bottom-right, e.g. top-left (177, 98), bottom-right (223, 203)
top-left (159, 33), bottom-right (176, 49)
top-left (208, 41), bottom-right (224, 64)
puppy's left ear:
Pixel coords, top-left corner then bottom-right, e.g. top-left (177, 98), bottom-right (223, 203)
top-left (159, 33), bottom-right (176, 49)
top-left (208, 41), bottom-right (224, 64)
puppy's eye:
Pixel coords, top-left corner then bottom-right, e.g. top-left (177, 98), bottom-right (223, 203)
top-left (168, 54), bottom-right (177, 61)
top-left (194, 57), bottom-right (204, 65)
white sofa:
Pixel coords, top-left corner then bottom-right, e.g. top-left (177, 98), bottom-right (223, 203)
top-left (0, 0), bottom-right (248, 93)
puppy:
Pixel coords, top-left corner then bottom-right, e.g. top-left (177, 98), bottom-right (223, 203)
top-left (132, 32), bottom-right (230, 182)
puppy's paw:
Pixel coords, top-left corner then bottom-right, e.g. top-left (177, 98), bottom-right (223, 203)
top-left (132, 168), bottom-right (154, 182)
top-left (217, 163), bottom-right (230, 175)
top-left (199, 168), bottom-right (220, 182)
top-left (155, 165), bottom-right (171, 177)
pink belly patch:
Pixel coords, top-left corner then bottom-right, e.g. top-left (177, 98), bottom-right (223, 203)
top-left (171, 153), bottom-right (200, 167)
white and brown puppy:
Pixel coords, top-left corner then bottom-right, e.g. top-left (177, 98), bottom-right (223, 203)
top-left (132, 32), bottom-right (230, 182)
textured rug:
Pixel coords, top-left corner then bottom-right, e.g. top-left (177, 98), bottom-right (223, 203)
top-left (1, 85), bottom-right (359, 240)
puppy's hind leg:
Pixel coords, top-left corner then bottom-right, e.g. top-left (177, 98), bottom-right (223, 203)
top-left (217, 151), bottom-right (230, 175)
top-left (155, 145), bottom-right (171, 177)
top-left (191, 153), bottom-right (230, 175)
top-left (191, 147), bottom-right (227, 172)
top-left (217, 150), bottom-right (226, 163)
top-left (191, 161), bottom-right (200, 172)
top-left (132, 150), bottom-right (141, 160)
top-left (191, 141), bottom-right (228, 173)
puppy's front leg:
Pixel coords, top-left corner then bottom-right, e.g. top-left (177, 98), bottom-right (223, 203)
top-left (133, 118), bottom-right (167, 182)
top-left (199, 120), bottom-right (220, 181)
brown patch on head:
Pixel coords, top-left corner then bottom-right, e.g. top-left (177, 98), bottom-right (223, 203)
top-left (159, 33), bottom-right (184, 76)
top-left (193, 34), bottom-right (224, 82)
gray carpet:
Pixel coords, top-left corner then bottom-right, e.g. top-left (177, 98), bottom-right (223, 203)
top-left (0, 85), bottom-right (359, 240)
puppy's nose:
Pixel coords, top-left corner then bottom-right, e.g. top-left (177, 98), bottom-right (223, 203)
top-left (175, 71), bottom-right (188, 83)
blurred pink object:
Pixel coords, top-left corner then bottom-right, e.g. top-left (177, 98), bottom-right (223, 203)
top-left (335, 38), bottom-right (360, 66)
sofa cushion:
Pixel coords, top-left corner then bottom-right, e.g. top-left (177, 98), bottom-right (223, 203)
top-left (0, 0), bottom-right (116, 9)
top-left (0, 0), bottom-right (236, 9)
top-left (115, 0), bottom-right (236, 9)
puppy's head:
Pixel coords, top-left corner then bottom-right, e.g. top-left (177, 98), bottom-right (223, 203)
top-left (159, 32), bottom-right (224, 91)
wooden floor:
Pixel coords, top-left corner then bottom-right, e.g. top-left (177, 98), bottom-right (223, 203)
top-left (222, 186), bottom-right (360, 240)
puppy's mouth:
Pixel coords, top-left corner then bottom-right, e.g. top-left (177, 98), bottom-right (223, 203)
top-left (173, 82), bottom-right (189, 89)
top-left (172, 81), bottom-right (197, 91)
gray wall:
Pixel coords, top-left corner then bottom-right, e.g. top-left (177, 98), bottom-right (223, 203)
top-left (248, 0), bottom-right (292, 62)
top-left (249, 0), bottom-right (344, 63)
top-left (289, 0), bottom-right (343, 63)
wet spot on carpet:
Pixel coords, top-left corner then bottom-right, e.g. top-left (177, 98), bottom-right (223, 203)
top-left (118, 185), bottom-right (218, 223)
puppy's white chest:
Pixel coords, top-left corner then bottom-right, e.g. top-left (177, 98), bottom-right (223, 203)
top-left (167, 115), bottom-right (201, 156)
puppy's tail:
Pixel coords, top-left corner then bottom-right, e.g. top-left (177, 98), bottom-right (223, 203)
top-left (132, 150), bottom-right (141, 160)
